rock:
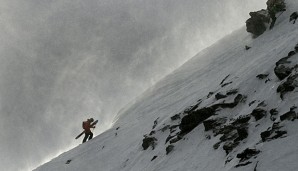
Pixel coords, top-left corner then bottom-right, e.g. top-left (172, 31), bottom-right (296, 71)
top-left (142, 136), bottom-right (157, 150)
top-left (277, 74), bottom-right (298, 99)
top-left (261, 130), bottom-right (272, 141)
top-left (251, 108), bottom-right (267, 121)
top-left (179, 107), bottom-right (215, 135)
top-left (151, 156), bottom-right (158, 161)
top-left (213, 142), bottom-right (221, 150)
top-left (256, 73), bottom-right (269, 79)
top-left (274, 64), bottom-right (292, 80)
top-left (246, 10), bottom-right (270, 37)
top-left (280, 110), bottom-right (296, 121)
top-left (65, 160), bottom-right (72, 164)
top-left (236, 148), bottom-right (260, 162)
top-left (288, 51), bottom-right (296, 57)
top-left (171, 114), bottom-right (180, 121)
top-left (215, 93), bottom-right (227, 100)
top-left (261, 123), bottom-right (287, 142)
top-left (166, 145), bottom-right (174, 155)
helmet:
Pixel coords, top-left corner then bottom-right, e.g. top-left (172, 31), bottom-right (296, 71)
top-left (88, 118), bottom-right (94, 122)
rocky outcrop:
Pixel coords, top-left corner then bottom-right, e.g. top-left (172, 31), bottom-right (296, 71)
top-left (179, 107), bottom-right (215, 135)
top-left (277, 73), bottom-right (298, 99)
top-left (260, 122), bottom-right (287, 142)
top-left (274, 51), bottom-right (296, 80)
top-left (267, 0), bottom-right (286, 29)
top-left (246, 10), bottom-right (270, 38)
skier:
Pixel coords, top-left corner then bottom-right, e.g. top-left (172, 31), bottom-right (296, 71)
top-left (82, 118), bottom-right (96, 143)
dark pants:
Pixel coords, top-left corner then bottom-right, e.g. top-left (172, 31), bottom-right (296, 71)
top-left (82, 132), bottom-right (93, 143)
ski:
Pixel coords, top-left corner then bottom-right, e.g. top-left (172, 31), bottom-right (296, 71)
top-left (75, 120), bottom-right (98, 139)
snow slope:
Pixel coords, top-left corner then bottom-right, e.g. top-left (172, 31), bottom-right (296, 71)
top-left (35, 1), bottom-right (298, 170)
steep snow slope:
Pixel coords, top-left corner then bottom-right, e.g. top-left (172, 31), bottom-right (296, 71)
top-left (35, 1), bottom-right (298, 171)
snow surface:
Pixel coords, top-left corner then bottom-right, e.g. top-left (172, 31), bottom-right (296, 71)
top-left (35, 1), bottom-right (298, 170)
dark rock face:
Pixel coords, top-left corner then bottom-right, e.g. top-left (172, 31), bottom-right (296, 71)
top-left (142, 136), bottom-right (157, 150)
top-left (246, 10), bottom-right (270, 38)
top-left (251, 108), bottom-right (267, 121)
top-left (179, 107), bottom-right (215, 135)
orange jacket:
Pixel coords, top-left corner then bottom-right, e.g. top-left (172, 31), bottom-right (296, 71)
top-left (83, 121), bottom-right (95, 133)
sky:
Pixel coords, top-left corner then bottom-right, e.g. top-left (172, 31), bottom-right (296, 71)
top-left (0, 0), bottom-right (265, 170)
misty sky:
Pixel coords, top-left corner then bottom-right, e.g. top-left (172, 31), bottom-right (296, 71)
top-left (0, 0), bottom-right (265, 170)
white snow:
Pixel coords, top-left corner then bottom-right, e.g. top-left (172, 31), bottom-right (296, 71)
top-left (35, 1), bottom-right (298, 170)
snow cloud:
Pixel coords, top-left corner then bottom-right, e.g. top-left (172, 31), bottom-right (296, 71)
top-left (0, 0), bottom-right (265, 170)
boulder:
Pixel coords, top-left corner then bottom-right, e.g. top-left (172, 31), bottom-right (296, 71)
top-left (142, 136), bottom-right (157, 150)
top-left (251, 108), bottom-right (267, 121)
top-left (166, 145), bottom-right (174, 155)
top-left (274, 64), bottom-right (292, 80)
top-left (246, 10), bottom-right (270, 37)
